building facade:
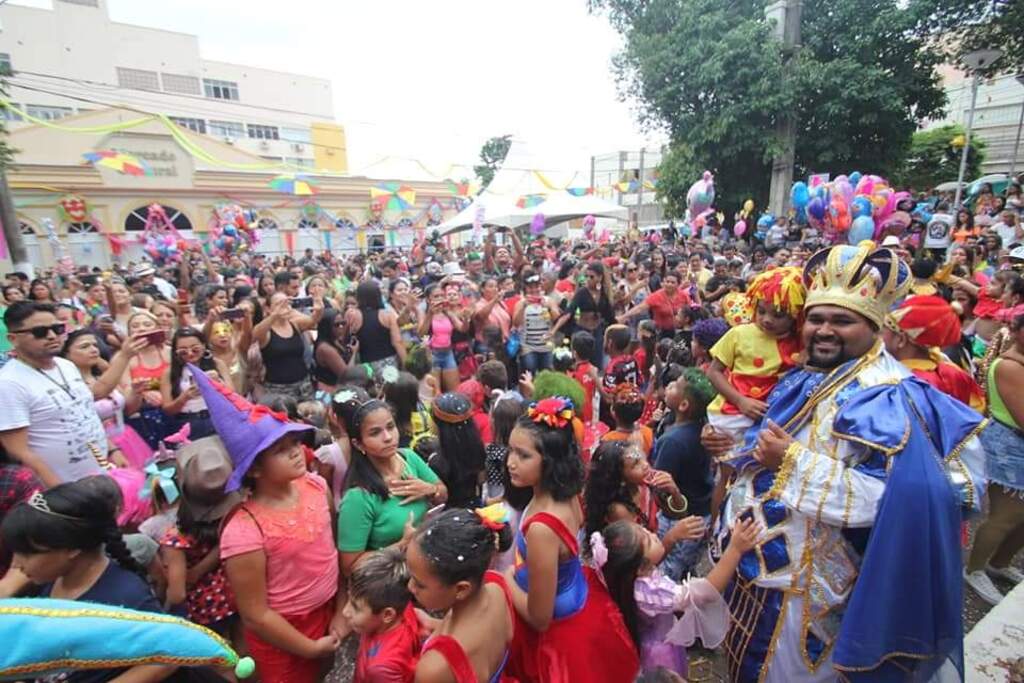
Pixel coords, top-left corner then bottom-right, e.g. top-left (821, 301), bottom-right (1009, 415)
top-left (1, 0), bottom-right (463, 270)
top-left (590, 149), bottom-right (665, 226)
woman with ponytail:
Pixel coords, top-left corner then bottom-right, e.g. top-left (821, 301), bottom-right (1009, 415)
top-left (1, 475), bottom-right (177, 682)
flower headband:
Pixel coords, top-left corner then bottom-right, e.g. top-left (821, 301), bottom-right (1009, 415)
top-left (475, 503), bottom-right (509, 531)
top-left (527, 396), bottom-right (575, 429)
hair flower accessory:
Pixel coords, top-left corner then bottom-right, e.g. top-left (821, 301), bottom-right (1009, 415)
top-left (589, 531), bottom-right (609, 569)
top-left (474, 503), bottom-right (510, 531)
top-left (333, 389), bottom-right (358, 405)
top-left (527, 396), bottom-right (575, 429)
top-left (381, 365), bottom-right (400, 384)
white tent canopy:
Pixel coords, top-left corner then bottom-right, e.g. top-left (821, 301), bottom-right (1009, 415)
top-left (437, 140), bottom-right (628, 235)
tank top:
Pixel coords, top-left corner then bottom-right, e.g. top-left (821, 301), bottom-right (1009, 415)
top-left (522, 301), bottom-right (551, 354)
top-left (988, 359), bottom-right (1021, 430)
top-left (261, 324), bottom-right (308, 384)
top-left (129, 355), bottom-right (169, 392)
top-left (430, 314), bottom-right (454, 350)
top-left (313, 339), bottom-right (342, 386)
top-left (356, 308), bottom-right (396, 363)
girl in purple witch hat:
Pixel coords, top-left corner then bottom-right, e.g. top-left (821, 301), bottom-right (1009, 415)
top-left (186, 365), bottom-right (348, 683)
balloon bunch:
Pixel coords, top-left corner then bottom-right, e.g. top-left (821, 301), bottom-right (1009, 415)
top-left (791, 172), bottom-right (900, 245)
top-left (141, 204), bottom-right (190, 266)
top-left (687, 170), bottom-right (715, 216)
top-left (207, 204), bottom-right (259, 258)
top-left (734, 199), bottom-right (755, 237)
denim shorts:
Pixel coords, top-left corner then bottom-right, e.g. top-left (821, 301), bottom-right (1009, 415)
top-left (980, 420), bottom-right (1024, 495)
top-left (431, 348), bottom-right (457, 370)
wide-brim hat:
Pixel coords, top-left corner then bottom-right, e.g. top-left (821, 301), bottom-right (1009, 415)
top-left (187, 364), bottom-right (313, 492)
top-left (176, 436), bottom-right (242, 520)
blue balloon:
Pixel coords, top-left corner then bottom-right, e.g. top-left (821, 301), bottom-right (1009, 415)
top-left (849, 216), bottom-right (875, 244)
top-left (912, 202), bottom-right (933, 225)
top-left (794, 205), bottom-right (807, 225)
top-left (756, 213), bottom-right (774, 230)
top-left (807, 196), bottom-right (827, 221)
top-left (791, 181), bottom-right (810, 210)
top-left (849, 171), bottom-right (862, 186)
top-left (851, 196), bottom-right (873, 218)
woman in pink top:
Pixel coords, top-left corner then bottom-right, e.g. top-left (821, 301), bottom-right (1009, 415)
top-left (419, 284), bottom-right (468, 392)
top-left (474, 276), bottom-right (513, 355)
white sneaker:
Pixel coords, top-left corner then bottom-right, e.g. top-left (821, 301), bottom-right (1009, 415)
top-left (965, 569), bottom-right (1005, 606)
top-left (987, 564), bottom-right (1024, 585)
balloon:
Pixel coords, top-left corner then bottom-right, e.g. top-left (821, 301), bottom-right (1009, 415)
top-left (223, 225), bottom-right (237, 237)
top-left (756, 213), bottom-right (774, 230)
top-left (848, 171), bottom-right (862, 186)
top-left (833, 178), bottom-right (854, 204)
top-left (829, 196), bottom-right (852, 232)
top-left (686, 170), bottom-right (715, 215)
top-left (742, 199), bottom-right (754, 217)
top-left (530, 213), bottom-right (546, 236)
top-left (849, 216), bottom-right (875, 244)
top-left (851, 196), bottom-right (873, 218)
top-left (807, 196), bottom-right (827, 221)
top-left (791, 181), bottom-right (810, 210)
top-left (912, 202), bottom-right (933, 225)
top-left (734, 220), bottom-right (747, 237)
top-left (855, 177), bottom-right (874, 197)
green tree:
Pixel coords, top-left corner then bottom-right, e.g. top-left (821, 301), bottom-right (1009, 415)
top-left (474, 135), bottom-right (512, 190)
top-left (589, 0), bottom-right (981, 217)
top-left (891, 125), bottom-right (986, 192)
top-left (948, 0), bottom-right (1023, 77)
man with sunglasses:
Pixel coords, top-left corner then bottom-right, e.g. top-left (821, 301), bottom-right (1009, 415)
top-left (0, 302), bottom-right (108, 488)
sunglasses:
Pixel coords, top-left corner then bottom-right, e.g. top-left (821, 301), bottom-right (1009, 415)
top-left (627, 267), bottom-right (638, 272)
top-left (11, 323), bottom-right (66, 339)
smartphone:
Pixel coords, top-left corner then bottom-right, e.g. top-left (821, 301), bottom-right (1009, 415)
top-left (97, 314), bottom-right (114, 325)
top-left (140, 330), bottom-right (166, 347)
top-left (291, 296), bottom-right (313, 309)
top-left (221, 308), bottom-right (244, 320)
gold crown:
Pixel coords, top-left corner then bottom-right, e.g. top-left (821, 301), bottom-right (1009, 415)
top-left (802, 241), bottom-right (911, 327)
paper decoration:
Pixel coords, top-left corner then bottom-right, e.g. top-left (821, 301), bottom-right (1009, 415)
top-left (516, 194), bottom-right (546, 209)
top-left (269, 174), bottom-right (318, 196)
top-left (445, 178), bottom-right (477, 197)
top-left (82, 151), bottom-right (153, 177)
top-left (566, 187), bottom-right (594, 197)
top-left (370, 182), bottom-right (416, 211)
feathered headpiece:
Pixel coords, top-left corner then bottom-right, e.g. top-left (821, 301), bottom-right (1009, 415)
top-left (527, 396), bottom-right (575, 429)
top-left (747, 266), bottom-right (806, 318)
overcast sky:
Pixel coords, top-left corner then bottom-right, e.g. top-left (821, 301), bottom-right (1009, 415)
top-left (39, 0), bottom-right (662, 176)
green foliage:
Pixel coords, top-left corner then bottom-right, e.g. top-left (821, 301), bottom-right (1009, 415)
top-left (474, 135), bottom-right (512, 189)
top-left (891, 125), bottom-right (986, 192)
top-left (948, 0), bottom-right (1023, 77)
top-left (0, 65), bottom-right (15, 169)
top-left (590, 0), bottom-right (975, 216)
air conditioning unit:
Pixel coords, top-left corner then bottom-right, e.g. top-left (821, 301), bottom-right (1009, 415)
top-left (258, 140), bottom-right (270, 150)
top-left (223, 136), bottom-right (235, 145)
top-left (291, 143), bottom-right (304, 153)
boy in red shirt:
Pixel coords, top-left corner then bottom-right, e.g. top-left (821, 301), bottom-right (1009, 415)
top-left (344, 547), bottom-right (422, 682)
top-left (601, 324), bottom-right (641, 426)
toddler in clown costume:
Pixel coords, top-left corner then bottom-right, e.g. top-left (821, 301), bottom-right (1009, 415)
top-left (705, 267), bottom-right (805, 447)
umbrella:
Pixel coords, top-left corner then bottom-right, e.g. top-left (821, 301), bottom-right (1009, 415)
top-left (370, 182), bottom-right (416, 211)
top-left (933, 181), bottom-right (964, 192)
top-left (82, 150), bottom-right (152, 176)
top-left (269, 174), bottom-right (318, 196)
top-left (515, 194), bottom-right (546, 209)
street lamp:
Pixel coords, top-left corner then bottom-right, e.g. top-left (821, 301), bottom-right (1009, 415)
top-left (954, 48), bottom-right (1003, 210)
top-left (1009, 73), bottom-right (1024, 179)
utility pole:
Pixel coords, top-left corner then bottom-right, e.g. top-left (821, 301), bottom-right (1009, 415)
top-left (765, 0), bottom-right (802, 219)
top-left (0, 166), bottom-right (31, 278)
top-left (637, 148), bottom-right (645, 226)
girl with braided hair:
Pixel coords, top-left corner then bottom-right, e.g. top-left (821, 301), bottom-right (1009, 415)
top-left (502, 397), bottom-right (639, 682)
top-left (1, 475), bottom-right (178, 682)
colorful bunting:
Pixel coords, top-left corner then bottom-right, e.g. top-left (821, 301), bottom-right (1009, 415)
top-left (269, 174), bottom-right (319, 196)
top-left (566, 187), bottom-right (594, 197)
top-left (516, 194), bottom-right (546, 209)
top-left (370, 182), bottom-right (417, 211)
top-left (82, 151), bottom-right (153, 177)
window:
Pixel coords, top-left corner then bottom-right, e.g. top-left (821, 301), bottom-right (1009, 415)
top-left (209, 120), bottom-right (245, 139)
top-left (66, 222), bottom-right (98, 234)
top-left (297, 218), bottom-right (319, 230)
top-left (334, 217), bottom-right (355, 230)
top-left (161, 73), bottom-right (200, 95)
top-left (281, 127), bottom-right (312, 144)
top-left (203, 78), bottom-right (239, 101)
top-left (116, 67), bottom-right (160, 91)
top-left (124, 204), bottom-right (192, 232)
top-left (255, 217), bottom-right (278, 231)
top-left (26, 105), bottom-right (73, 121)
top-left (1, 103), bottom-right (21, 122)
top-left (0, 53), bottom-right (11, 74)
top-left (286, 157), bottom-right (314, 169)
top-left (168, 116), bottom-right (207, 134)
top-left (18, 221), bottom-right (35, 236)
top-left (248, 124), bottom-right (279, 141)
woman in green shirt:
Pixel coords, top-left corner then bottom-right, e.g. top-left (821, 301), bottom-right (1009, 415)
top-left (335, 395), bottom-right (447, 575)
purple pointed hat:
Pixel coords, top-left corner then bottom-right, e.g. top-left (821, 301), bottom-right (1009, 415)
top-left (187, 364), bottom-right (313, 491)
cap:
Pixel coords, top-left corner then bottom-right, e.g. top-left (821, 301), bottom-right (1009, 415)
top-left (881, 235), bottom-right (901, 247)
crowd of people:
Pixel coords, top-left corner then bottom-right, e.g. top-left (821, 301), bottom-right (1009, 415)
top-left (0, 174), bottom-right (1022, 683)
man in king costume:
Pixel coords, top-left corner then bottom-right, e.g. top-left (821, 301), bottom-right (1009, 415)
top-left (706, 243), bottom-right (987, 682)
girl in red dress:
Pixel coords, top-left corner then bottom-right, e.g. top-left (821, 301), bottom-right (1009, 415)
top-left (503, 397), bottom-right (640, 683)
top-left (407, 504), bottom-right (519, 683)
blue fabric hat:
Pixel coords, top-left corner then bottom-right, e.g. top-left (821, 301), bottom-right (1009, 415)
top-left (187, 364), bottom-right (313, 492)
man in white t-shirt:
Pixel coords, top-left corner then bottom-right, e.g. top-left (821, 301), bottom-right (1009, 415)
top-left (925, 211), bottom-right (954, 252)
top-left (992, 210), bottom-right (1023, 248)
top-left (0, 302), bottom-right (108, 487)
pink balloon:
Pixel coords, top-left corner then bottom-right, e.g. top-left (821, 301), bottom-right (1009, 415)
top-left (734, 220), bottom-right (747, 237)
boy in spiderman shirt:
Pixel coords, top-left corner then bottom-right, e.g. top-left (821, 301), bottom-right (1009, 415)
top-left (600, 324), bottom-right (641, 427)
